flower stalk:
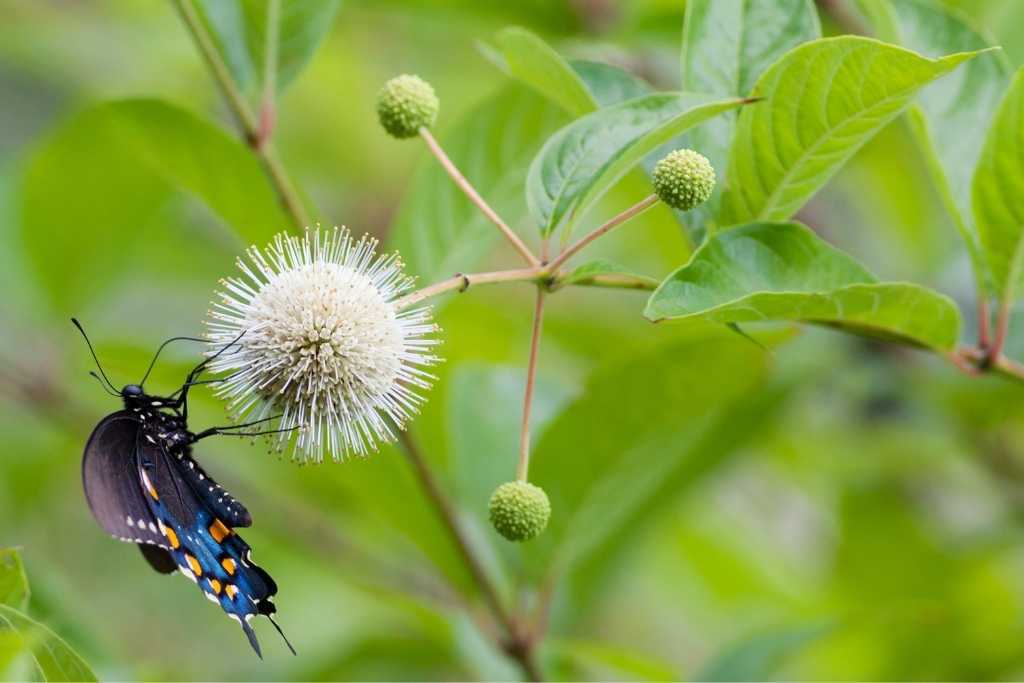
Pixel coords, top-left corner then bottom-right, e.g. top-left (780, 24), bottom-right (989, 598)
top-left (517, 288), bottom-right (546, 482)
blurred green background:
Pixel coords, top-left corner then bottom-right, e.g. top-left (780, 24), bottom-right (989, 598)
top-left (4, 0), bottom-right (1024, 680)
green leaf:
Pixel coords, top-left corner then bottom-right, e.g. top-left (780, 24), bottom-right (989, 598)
top-left (973, 67), bottom-right (1024, 307)
top-left (645, 221), bottom-right (962, 351)
top-left (696, 622), bottom-right (834, 681)
top-left (569, 60), bottom-right (651, 108)
top-left (494, 27), bottom-right (596, 117)
top-left (860, 0), bottom-right (1011, 294)
top-left (556, 258), bottom-right (658, 289)
top-left (527, 93), bottom-right (751, 237)
top-left (720, 36), bottom-right (982, 226)
top-left (388, 85), bottom-right (566, 283)
top-left (196, 0), bottom-right (340, 92)
top-left (680, 0), bottom-right (820, 230)
top-left (0, 605), bottom-right (96, 682)
top-left (0, 550), bottom-right (28, 612)
top-left (552, 639), bottom-right (680, 681)
top-left (525, 331), bottom-right (769, 577)
top-left (21, 98), bottom-right (291, 310)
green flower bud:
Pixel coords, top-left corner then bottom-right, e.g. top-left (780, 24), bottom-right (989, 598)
top-left (376, 74), bottom-right (439, 139)
top-left (488, 481), bottom-right (550, 542)
top-left (652, 149), bottom-right (715, 210)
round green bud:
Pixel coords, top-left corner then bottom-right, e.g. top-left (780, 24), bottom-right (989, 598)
top-left (652, 149), bottom-right (715, 210)
top-left (376, 74), bottom-right (439, 139)
top-left (488, 481), bottom-right (550, 542)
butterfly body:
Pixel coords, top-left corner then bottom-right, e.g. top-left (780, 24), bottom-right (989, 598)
top-left (79, 346), bottom-right (292, 657)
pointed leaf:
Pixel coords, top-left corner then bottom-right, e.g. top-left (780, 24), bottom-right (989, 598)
top-left (557, 259), bottom-right (658, 289)
top-left (645, 222), bottom-right (962, 351)
top-left (680, 0), bottom-right (820, 229)
top-left (527, 93), bottom-right (752, 236)
top-left (860, 0), bottom-right (1010, 293)
top-left (0, 605), bottom-right (96, 682)
top-left (495, 27), bottom-right (597, 117)
top-left (570, 60), bottom-right (651, 108)
top-left (0, 550), bottom-right (28, 612)
top-left (720, 36), bottom-right (982, 226)
top-left (973, 67), bottom-right (1024, 306)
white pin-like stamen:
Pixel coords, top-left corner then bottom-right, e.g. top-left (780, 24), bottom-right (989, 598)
top-left (205, 226), bottom-right (441, 462)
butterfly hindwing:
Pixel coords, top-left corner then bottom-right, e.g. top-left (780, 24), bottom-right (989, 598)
top-left (136, 440), bottom-right (285, 657)
top-left (81, 412), bottom-right (169, 550)
top-left (174, 450), bottom-right (252, 528)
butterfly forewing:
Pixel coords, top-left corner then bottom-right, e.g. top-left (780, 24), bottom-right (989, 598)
top-left (82, 412), bottom-right (169, 549)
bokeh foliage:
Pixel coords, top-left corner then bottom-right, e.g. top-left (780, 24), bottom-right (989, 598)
top-left (5, 1), bottom-right (1024, 681)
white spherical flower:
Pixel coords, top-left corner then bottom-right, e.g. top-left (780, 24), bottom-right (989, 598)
top-left (205, 226), bottom-right (440, 462)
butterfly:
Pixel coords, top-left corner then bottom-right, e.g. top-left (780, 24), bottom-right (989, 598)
top-left (73, 319), bottom-right (295, 658)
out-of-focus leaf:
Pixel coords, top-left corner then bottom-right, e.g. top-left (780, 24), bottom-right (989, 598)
top-left (494, 27), bottom-right (596, 117)
top-left (527, 93), bottom-right (751, 237)
top-left (552, 639), bottom-right (680, 681)
top-left (570, 60), bottom-right (651, 108)
top-left (0, 605), bottom-right (96, 682)
top-left (679, 0), bottom-right (820, 229)
top-left (525, 330), bottom-right (768, 577)
top-left (973, 67), bottom-right (1024, 306)
top-left (557, 258), bottom-right (658, 289)
top-left (196, 0), bottom-right (340, 92)
top-left (388, 85), bottom-right (565, 283)
top-left (696, 622), bottom-right (834, 681)
top-left (0, 549), bottom-right (28, 611)
top-left (645, 222), bottom-right (962, 351)
top-left (719, 37), bottom-right (982, 226)
top-left (859, 0), bottom-right (1010, 294)
top-left (21, 98), bottom-right (290, 311)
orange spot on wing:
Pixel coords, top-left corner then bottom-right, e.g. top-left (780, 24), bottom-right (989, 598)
top-left (185, 554), bottom-right (202, 576)
top-left (208, 578), bottom-right (222, 595)
top-left (208, 519), bottom-right (231, 543)
top-left (164, 526), bottom-right (180, 549)
top-left (221, 558), bottom-right (236, 575)
top-left (225, 584), bottom-right (239, 599)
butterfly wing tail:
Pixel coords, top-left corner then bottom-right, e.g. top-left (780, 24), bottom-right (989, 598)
top-left (240, 618), bottom-right (263, 659)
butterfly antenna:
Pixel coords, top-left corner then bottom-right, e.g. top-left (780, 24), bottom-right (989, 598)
top-left (139, 336), bottom-right (208, 387)
top-left (89, 372), bottom-right (120, 397)
top-left (71, 318), bottom-right (118, 393)
top-left (267, 614), bottom-right (297, 655)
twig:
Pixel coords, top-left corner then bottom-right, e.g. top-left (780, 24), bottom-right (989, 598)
top-left (394, 267), bottom-right (546, 310)
top-left (419, 127), bottom-right (540, 267)
top-left (517, 288), bottom-right (546, 482)
top-left (172, 0), bottom-right (310, 230)
top-left (979, 298), bottom-right (992, 351)
top-left (991, 298), bottom-right (1012, 361)
top-left (395, 431), bottom-right (543, 681)
top-left (256, 0), bottom-right (280, 149)
top-left (546, 194), bottom-right (659, 272)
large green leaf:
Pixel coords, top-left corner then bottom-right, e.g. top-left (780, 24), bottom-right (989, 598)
top-left (569, 60), bottom-right (651, 108)
top-left (0, 550), bottom-right (28, 612)
top-left (719, 36), bottom-right (982, 226)
top-left (388, 85), bottom-right (565, 283)
top-left (524, 331), bottom-right (769, 577)
top-left (196, 0), bottom-right (340, 92)
top-left (21, 98), bottom-right (291, 311)
top-left (494, 27), bottom-right (596, 117)
top-left (973, 67), bottom-right (1024, 307)
top-left (645, 221), bottom-right (962, 351)
top-left (0, 605), bottom-right (96, 682)
top-left (860, 0), bottom-right (1010, 294)
top-left (679, 0), bottom-right (820, 230)
top-left (527, 93), bottom-right (751, 237)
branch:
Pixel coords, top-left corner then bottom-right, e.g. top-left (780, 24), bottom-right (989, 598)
top-left (517, 289), bottom-right (546, 481)
top-left (172, 0), bottom-right (310, 231)
top-left (419, 127), bottom-right (541, 267)
top-left (547, 194), bottom-right (660, 273)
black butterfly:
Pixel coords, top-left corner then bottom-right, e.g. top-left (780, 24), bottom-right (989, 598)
top-left (73, 319), bottom-right (295, 658)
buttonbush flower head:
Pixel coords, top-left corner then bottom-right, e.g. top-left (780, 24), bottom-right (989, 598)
top-left (652, 148), bottom-right (715, 210)
top-left (376, 74), bottom-right (439, 139)
top-left (488, 481), bottom-right (550, 542)
top-left (205, 226), bottom-right (440, 462)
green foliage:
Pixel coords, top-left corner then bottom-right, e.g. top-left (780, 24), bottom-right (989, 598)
top-left (646, 222), bottom-right (962, 351)
top-left (556, 259), bottom-right (658, 289)
top-left (493, 27), bottom-right (597, 117)
top-left (527, 93), bottom-right (750, 237)
top-left (0, 549), bottom-right (96, 682)
top-left (21, 98), bottom-right (289, 311)
top-left (860, 0), bottom-right (1011, 293)
top-left (696, 623), bottom-right (834, 681)
top-left (973, 67), bottom-right (1024, 305)
top-left (720, 37), bottom-right (982, 226)
top-left (196, 0), bottom-right (341, 92)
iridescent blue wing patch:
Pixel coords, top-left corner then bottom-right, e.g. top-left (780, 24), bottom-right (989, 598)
top-left (136, 441), bottom-right (293, 657)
